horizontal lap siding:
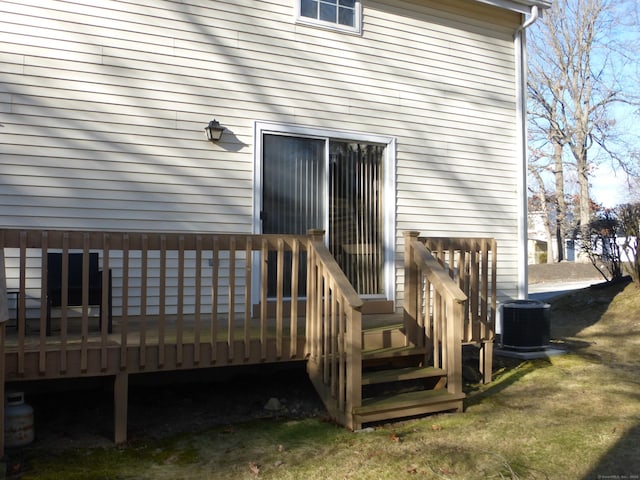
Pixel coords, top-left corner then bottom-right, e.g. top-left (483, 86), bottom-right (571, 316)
top-left (0, 0), bottom-right (521, 300)
top-left (370, 1), bottom-right (520, 302)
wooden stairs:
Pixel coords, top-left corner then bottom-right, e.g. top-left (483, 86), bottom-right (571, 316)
top-left (308, 313), bottom-right (465, 430)
top-left (304, 231), bottom-right (492, 431)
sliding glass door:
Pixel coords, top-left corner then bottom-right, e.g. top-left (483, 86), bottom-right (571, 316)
top-left (260, 130), bottom-right (388, 297)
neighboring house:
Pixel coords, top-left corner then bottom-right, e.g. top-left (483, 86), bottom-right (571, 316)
top-left (527, 209), bottom-right (576, 264)
top-left (0, 0), bottom-right (551, 451)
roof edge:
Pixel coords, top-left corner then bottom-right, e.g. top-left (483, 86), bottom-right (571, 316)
top-left (473, 0), bottom-right (552, 15)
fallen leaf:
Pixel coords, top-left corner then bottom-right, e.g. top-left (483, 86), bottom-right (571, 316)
top-left (163, 454), bottom-right (179, 465)
top-left (274, 460), bottom-right (285, 467)
top-left (277, 444), bottom-right (286, 452)
top-left (431, 424), bottom-right (442, 431)
top-left (390, 432), bottom-right (401, 442)
top-left (249, 462), bottom-right (261, 475)
top-left (406, 465), bottom-right (418, 474)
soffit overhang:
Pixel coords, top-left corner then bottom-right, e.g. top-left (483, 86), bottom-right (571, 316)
top-left (473, 0), bottom-right (552, 15)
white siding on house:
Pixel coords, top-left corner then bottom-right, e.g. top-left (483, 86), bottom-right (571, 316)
top-left (0, 0), bottom-right (523, 302)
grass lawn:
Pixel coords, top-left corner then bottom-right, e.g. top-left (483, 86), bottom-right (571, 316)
top-left (8, 281), bottom-right (640, 479)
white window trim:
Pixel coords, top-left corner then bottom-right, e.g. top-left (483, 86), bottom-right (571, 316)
top-left (253, 121), bottom-right (396, 302)
top-left (294, 0), bottom-right (363, 36)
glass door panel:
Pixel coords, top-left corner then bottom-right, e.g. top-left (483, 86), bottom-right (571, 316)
top-left (262, 134), bottom-right (325, 296)
top-left (261, 133), bottom-right (385, 297)
top-left (329, 141), bottom-right (384, 295)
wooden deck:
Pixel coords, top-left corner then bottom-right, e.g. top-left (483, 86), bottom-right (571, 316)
top-left (3, 314), bottom-right (309, 380)
top-left (0, 228), bottom-right (497, 456)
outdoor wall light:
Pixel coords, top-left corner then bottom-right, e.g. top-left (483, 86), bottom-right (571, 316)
top-left (204, 119), bottom-right (225, 141)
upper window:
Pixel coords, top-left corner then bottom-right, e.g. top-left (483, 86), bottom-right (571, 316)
top-left (297, 0), bottom-right (362, 34)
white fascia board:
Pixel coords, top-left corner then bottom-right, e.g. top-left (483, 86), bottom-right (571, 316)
top-left (473, 0), bottom-right (552, 15)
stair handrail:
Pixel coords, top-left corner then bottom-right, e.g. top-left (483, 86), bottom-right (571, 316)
top-left (418, 236), bottom-right (497, 345)
top-left (404, 231), bottom-right (467, 395)
top-left (306, 230), bottom-right (364, 429)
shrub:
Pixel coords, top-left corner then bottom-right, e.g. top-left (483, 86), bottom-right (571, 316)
top-left (617, 202), bottom-right (640, 285)
top-left (580, 209), bottom-right (624, 282)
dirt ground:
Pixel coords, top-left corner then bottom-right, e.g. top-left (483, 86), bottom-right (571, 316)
top-left (6, 261), bottom-right (605, 459)
top-left (6, 363), bottom-right (325, 456)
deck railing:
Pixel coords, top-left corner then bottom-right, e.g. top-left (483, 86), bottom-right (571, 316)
top-left (418, 236), bottom-right (497, 345)
top-left (0, 229), bottom-right (314, 379)
top-left (419, 235), bottom-right (497, 383)
top-left (305, 230), bottom-right (364, 430)
top-left (404, 232), bottom-right (468, 395)
top-left (0, 228), bottom-right (492, 448)
top-left (0, 227), bottom-right (367, 450)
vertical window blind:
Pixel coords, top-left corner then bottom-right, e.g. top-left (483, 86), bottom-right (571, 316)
top-left (262, 134), bottom-right (384, 296)
top-left (329, 142), bottom-right (384, 295)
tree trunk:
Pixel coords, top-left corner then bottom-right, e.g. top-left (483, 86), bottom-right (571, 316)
top-left (553, 141), bottom-right (566, 262)
top-left (577, 151), bottom-right (592, 231)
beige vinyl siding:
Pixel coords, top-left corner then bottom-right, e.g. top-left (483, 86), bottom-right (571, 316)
top-left (0, 0), bottom-right (522, 302)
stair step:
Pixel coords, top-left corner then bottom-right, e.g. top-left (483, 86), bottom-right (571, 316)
top-left (362, 323), bottom-right (406, 351)
top-left (354, 390), bottom-right (465, 424)
top-left (361, 366), bottom-right (446, 386)
top-left (362, 345), bottom-right (427, 360)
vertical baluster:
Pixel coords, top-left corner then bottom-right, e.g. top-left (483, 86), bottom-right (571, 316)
top-left (260, 238), bottom-right (268, 360)
top-left (80, 234), bottom-right (90, 372)
top-left (290, 238), bottom-right (299, 358)
top-left (244, 237), bottom-right (252, 360)
top-left (194, 235), bottom-right (202, 365)
top-left (276, 238), bottom-right (284, 359)
top-left (100, 234), bottom-right (110, 370)
top-left (470, 240), bottom-right (480, 342)
top-left (158, 235), bottom-right (166, 367)
top-left (330, 280), bottom-right (338, 397)
top-left (176, 236), bottom-right (185, 366)
top-left (139, 235), bottom-right (148, 369)
top-left (424, 266), bottom-right (432, 352)
top-left (480, 239), bottom-right (489, 341)
top-left (416, 266), bottom-right (425, 350)
top-left (228, 236), bottom-right (236, 362)
top-left (210, 236), bottom-right (219, 364)
top-left (490, 239), bottom-right (497, 333)
top-left (60, 243), bottom-right (70, 339)
top-left (120, 234), bottom-right (130, 369)
top-left (337, 297), bottom-right (345, 412)
top-left (322, 268), bottom-right (330, 385)
top-left (433, 283), bottom-right (441, 370)
top-left (39, 231), bottom-right (48, 374)
top-left (17, 231), bottom-right (26, 376)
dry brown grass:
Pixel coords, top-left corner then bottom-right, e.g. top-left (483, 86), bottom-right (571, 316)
top-left (12, 282), bottom-right (640, 480)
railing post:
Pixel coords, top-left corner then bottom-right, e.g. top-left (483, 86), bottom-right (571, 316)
top-left (403, 231), bottom-right (420, 344)
top-left (345, 306), bottom-right (362, 429)
top-left (447, 298), bottom-right (464, 396)
top-left (307, 229), bottom-right (325, 244)
top-left (306, 230), bottom-right (325, 359)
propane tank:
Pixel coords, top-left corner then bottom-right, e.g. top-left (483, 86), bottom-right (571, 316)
top-left (5, 391), bottom-right (34, 447)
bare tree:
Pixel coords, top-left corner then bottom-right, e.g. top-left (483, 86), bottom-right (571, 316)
top-left (528, 0), bottom-right (639, 250)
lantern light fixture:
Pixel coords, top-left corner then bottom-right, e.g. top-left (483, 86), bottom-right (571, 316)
top-left (205, 118), bottom-right (225, 141)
